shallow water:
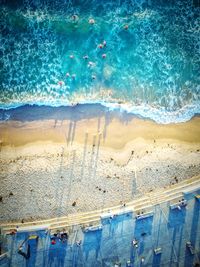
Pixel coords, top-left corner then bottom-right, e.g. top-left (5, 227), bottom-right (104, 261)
top-left (0, 0), bottom-right (200, 123)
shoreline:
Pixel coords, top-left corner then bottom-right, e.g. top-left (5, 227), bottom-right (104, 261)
top-left (0, 102), bottom-right (200, 124)
top-left (0, 104), bottom-right (200, 148)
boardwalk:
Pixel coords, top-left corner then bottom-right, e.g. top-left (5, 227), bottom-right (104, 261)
top-left (1, 176), bottom-right (200, 267)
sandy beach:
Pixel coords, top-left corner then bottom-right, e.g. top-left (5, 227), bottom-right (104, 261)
top-left (0, 105), bottom-right (200, 223)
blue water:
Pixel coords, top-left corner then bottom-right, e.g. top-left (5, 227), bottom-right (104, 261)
top-left (0, 0), bottom-right (200, 123)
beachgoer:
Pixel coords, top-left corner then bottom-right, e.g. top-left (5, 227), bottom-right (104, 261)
top-left (103, 40), bottom-right (106, 47)
top-left (102, 53), bottom-right (106, 59)
top-left (181, 201), bottom-right (186, 206)
top-left (89, 18), bottom-right (95, 24)
top-left (98, 43), bottom-right (103, 49)
top-left (76, 240), bottom-right (82, 246)
top-left (58, 81), bottom-right (64, 86)
top-left (51, 239), bottom-right (56, 245)
top-left (92, 75), bottom-right (96, 80)
top-left (10, 229), bottom-right (17, 235)
top-left (83, 55), bottom-right (89, 60)
top-left (66, 72), bottom-right (70, 77)
top-left (136, 211), bottom-right (141, 219)
top-left (63, 232), bottom-right (68, 239)
top-left (124, 24), bottom-right (129, 30)
top-left (71, 14), bottom-right (79, 22)
top-left (88, 61), bottom-right (95, 67)
top-left (132, 239), bottom-right (138, 248)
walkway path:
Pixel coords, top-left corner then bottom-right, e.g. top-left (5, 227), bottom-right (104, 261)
top-left (1, 174), bottom-right (200, 234)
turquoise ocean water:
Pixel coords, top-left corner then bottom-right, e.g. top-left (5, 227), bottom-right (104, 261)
top-left (0, 0), bottom-right (200, 123)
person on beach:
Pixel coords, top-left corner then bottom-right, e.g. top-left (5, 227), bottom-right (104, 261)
top-left (181, 198), bottom-right (187, 206)
top-left (132, 238), bottom-right (138, 248)
top-left (76, 240), bottom-right (82, 246)
top-left (10, 229), bottom-right (17, 235)
top-left (51, 239), bottom-right (56, 245)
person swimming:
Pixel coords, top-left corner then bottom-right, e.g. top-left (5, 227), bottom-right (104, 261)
top-left (98, 40), bottom-right (106, 49)
top-left (66, 72), bottom-right (70, 77)
top-left (89, 18), bottom-right (95, 24)
top-left (58, 81), bottom-right (64, 86)
top-left (88, 61), bottom-right (95, 68)
top-left (124, 24), bottom-right (129, 30)
top-left (83, 55), bottom-right (89, 60)
top-left (102, 53), bottom-right (106, 59)
top-left (71, 14), bottom-right (79, 22)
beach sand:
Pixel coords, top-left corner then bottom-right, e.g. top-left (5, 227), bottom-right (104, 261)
top-left (0, 105), bottom-right (200, 222)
